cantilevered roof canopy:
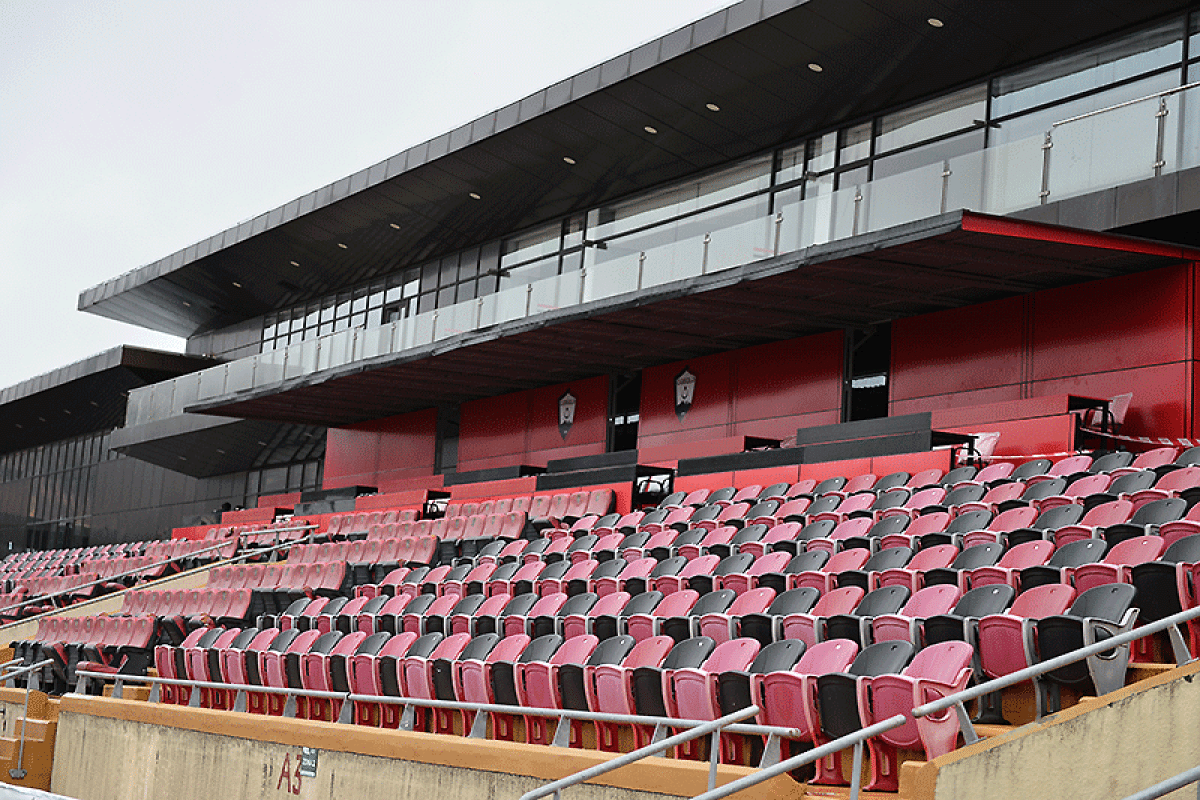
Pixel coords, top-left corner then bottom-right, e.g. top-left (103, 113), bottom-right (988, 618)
top-left (0, 347), bottom-right (217, 455)
top-left (184, 212), bottom-right (1200, 427)
top-left (78, 0), bottom-right (1197, 338)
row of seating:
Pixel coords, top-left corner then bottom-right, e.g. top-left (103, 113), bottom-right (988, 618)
top-left (148, 619), bottom-right (974, 781)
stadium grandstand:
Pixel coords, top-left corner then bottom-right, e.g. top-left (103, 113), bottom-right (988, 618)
top-left (7, 1), bottom-right (1200, 797)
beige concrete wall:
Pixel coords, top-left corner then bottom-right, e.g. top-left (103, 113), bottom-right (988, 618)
top-left (905, 659), bottom-right (1200, 800)
top-left (50, 697), bottom-right (803, 800)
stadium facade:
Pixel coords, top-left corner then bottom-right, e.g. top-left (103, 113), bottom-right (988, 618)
top-left (6, 0), bottom-right (1200, 547)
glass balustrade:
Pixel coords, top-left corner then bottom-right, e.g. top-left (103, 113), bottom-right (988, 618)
top-left (125, 83), bottom-right (1200, 427)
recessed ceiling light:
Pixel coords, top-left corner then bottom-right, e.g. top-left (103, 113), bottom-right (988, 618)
top-left (289, 260), bottom-right (300, 267)
top-left (232, 281), bottom-right (242, 288)
top-left (808, 63), bottom-right (823, 73)
top-left (337, 242), bottom-right (348, 249)
top-left (469, 192), bottom-right (482, 200)
top-left (563, 156), bottom-right (576, 165)
top-left (182, 301), bottom-right (191, 307)
top-left (927, 17), bottom-right (944, 27)
top-left (644, 125), bottom-right (658, 134)
top-left (389, 223), bottom-right (400, 229)
top-left (706, 103), bottom-right (720, 112)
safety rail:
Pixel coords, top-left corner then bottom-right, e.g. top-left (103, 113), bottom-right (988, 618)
top-left (71, 667), bottom-right (804, 756)
top-left (1121, 764), bottom-right (1200, 800)
top-left (0, 524), bottom-right (318, 621)
top-left (911, 602), bottom-right (1200, 744)
top-left (0, 660), bottom-right (53, 780)
top-left (519, 706), bottom-right (762, 800)
top-left (676, 602), bottom-right (1200, 800)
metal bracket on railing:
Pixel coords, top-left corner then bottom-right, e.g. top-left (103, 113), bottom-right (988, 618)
top-left (637, 252), bottom-right (646, 289)
top-left (399, 703), bottom-right (415, 731)
top-left (551, 716), bottom-right (572, 748)
top-left (701, 233), bottom-right (711, 274)
top-left (940, 160), bottom-right (952, 214)
top-left (578, 268), bottom-right (587, 305)
top-left (468, 709), bottom-right (488, 739)
top-left (955, 700), bottom-right (979, 745)
top-left (759, 734), bottom-right (781, 769)
top-left (1039, 131), bottom-right (1054, 201)
top-left (282, 693), bottom-right (297, 719)
top-left (1154, 96), bottom-right (1169, 175)
top-left (650, 722), bottom-right (667, 744)
top-left (773, 212), bottom-right (783, 256)
top-left (852, 191), bottom-right (863, 235)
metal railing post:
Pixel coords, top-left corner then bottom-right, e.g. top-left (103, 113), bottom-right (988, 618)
top-left (1039, 130), bottom-right (1053, 203)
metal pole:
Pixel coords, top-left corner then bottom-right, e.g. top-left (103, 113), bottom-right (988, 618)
top-left (517, 706), bottom-right (760, 800)
top-left (688, 714), bottom-right (908, 800)
top-left (1120, 764), bottom-right (1200, 800)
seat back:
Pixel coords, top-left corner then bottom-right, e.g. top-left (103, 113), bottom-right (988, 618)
top-left (1009, 583), bottom-right (1076, 618)
top-left (1068, 582), bottom-right (1137, 622)
top-left (952, 584), bottom-right (1016, 616)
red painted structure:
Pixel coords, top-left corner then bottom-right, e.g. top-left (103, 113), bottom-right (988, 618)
top-left (315, 217), bottom-right (1200, 497)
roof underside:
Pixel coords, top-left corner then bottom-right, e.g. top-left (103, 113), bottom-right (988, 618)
top-left (185, 212), bottom-right (1199, 427)
top-left (0, 347), bottom-right (217, 455)
top-left (78, 0), bottom-right (1198, 338)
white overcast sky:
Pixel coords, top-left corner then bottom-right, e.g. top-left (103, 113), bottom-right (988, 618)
top-left (0, 1), bottom-right (734, 391)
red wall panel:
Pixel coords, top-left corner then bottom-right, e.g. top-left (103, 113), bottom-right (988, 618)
top-left (324, 408), bottom-right (438, 490)
top-left (1032, 267), bottom-right (1189, 380)
top-left (892, 262), bottom-right (1196, 442)
top-left (891, 295), bottom-right (1025, 404)
top-left (639, 331), bottom-right (843, 448)
top-left (458, 376), bottom-right (609, 472)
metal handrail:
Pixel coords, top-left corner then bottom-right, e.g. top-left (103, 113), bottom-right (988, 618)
top-left (1121, 764), bottom-right (1200, 800)
top-left (911, 602), bottom-right (1200, 743)
top-left (519, 706), bottom-right (761, 800)
top-left (1053, 79), bottom-right (1200, 127)
top-left (689, 713), bottom-right (907, 800)
top-left (0, 524), bottom-right (317, 619)
top-left (71, 667), bottom-right (804, 745)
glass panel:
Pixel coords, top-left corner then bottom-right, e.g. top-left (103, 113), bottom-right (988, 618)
top-left (492, 283), bottom-right (531, 323)
top-left (873, 129), bottom-right (985, 179)
top-left (808, 132), bottom-right (837, 173)
top-left (588, 155), bottom-right (770, 239)
top-left (839, 122), bottom-right (872, 165)
top-left (582, 247), bottom-right (640, 302)
top-left (284, 339), bottom-right (318, 380)
top-left (563, 215), bottom-right (585, 249)
top-left (256, 349), bottom-right (287, 386)
top-left (500, 254), bottom-right (559, 290)
top-left (438, 254), bottom-right (460, 287)
top-left (358, 322), bottom-right (398, 359)
top-left (411, 309), bottom-right (436, 347)
top-left (773, 186), bottom-right (803, 255)
top-left (171, 374), bottom-right (200, 415)
top-left (125, 387), bottom-right (147, 427)
top-left (1171, 82), bottom-right (1200, 171)
top-left (196, 365), bottom-right (226, 400)
top-left (776, 143), bottom-right (806, 185)
top-left (501, 221), bottom-right (561, 269)
top-left (980, 131), bottom-right (1046, 214)
top-left (705, 213), bottom-right (775, 272)
top-left (877, 85), bottom-right (986, 153)
top-left (943, 148), bottom-right (986, 213)
top-left (434, 302), bottom-right (469, 340)
top-left (226, 357), bottom-right (255, 394)
top-left (317, 330), bottom-right (353, 372)
top-left (1047, 93), bottom-right (1162, 201)
top-left (993, 18), bottom-right (1184, 117)
top-left (529, 272), bottom-right (576, 315)
top-left (864, 160), bottom-right (945, 233)
top-left (992, 70), bottom-right (1180, 144)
